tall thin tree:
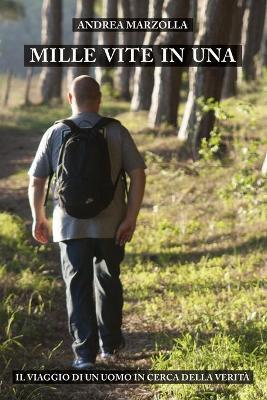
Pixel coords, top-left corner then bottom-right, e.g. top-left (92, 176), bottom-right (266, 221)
top-left (68, 0), bottom-right (95, 86)
top-left (261, 7), bottom-right (267, 66)
top-left (222, 0), bottom-right (246, 99)
top-left (99, 0), bottom-right (118, 86)
top-left (243, 0), bottom-right (266, 81)
top-left (177, 0), bottom-right (237, 159)
top-left (131, 0), bottom-right (164, 111)
top-left (148, 0), bottom-right (190, 128)
top-left (114, 0), bottom-right (133, 100)
top-left (130, 0), bottom-right (149, 45)
top-left (39, 0), bottom-right (63, 103)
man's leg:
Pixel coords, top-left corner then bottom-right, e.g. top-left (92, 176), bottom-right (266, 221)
top-left (59, 238), bottom-right (99, 362)
top-left (94, 239), bottom-right (124, 353)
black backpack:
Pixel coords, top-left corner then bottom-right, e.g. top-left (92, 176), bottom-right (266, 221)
top-left (45, 117), bottom-right (127, 219)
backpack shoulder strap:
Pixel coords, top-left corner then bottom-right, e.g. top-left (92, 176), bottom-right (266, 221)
top-left (54, 119), bottom-right (80, 133)
top-left (44, 119), bottom-right (81, 207)
top-left (55, 117), bottom-right (119, 132)
top-left (93, 117), bottom-right (120, 131)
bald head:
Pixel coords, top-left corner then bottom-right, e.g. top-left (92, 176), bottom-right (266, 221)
top-left (69, 75), bottom-right (101, 112)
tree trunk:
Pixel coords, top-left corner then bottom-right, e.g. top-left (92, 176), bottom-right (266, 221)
top-left (261, 6), bottom-right (267, 66)
top-left (130, 0), bottom-right (150, 45)
top-left (99, 0), bottom-right (118, 86)
top-left (39, 0), bottom-right (63, 103)
top-left (188, 0), bottom-right (198, 43)
top-left (114, 0), bottom-right (133, 100)
top-left (243, 0), bottom-right (266, 81)
top-left (102, 0), bottom-right (118, 47)
top-left (222, 0), bottom-right (246, 99)
top-left (148, 0), bottom-right (190, 128)
top-left (68, 0), bottom-right (95, 86)
top-left (24, 68), bottom-right (33, 106)
top-left (3, 69), bottom-right (13, 107)
top-left (130, 0), bottom-right (164, 111)
top-left (177, 0), bottom-right (237, 158)
top-left (149, 66), bottom-right (183, 127)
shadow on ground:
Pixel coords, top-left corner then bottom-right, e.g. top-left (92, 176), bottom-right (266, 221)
top-left (127, 234), bottom-right (267, 266)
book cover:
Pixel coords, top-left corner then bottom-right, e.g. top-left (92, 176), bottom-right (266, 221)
top-left (0, 0), bottom-right (266, 399)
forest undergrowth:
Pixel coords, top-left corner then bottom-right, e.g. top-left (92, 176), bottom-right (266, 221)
top-left (0, 76), bottom-right (266, 400)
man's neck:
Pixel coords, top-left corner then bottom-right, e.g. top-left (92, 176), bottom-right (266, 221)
top-left (72, 105), bottom-right (99, 115)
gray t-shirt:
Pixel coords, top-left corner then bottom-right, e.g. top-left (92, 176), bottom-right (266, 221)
top-left (28, 112), bottom-right (146, 242)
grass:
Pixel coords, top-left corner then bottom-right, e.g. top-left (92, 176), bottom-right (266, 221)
top-left (0, 213), bottom-right (64, 399)
top-left (0, 72), bottom-right (267, 399)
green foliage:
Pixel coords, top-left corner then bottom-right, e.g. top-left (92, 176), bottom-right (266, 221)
top-left (1, 73), bottom-right (267, 400)
top-left (197, 97), bottom-right (233, 122)
top-left (0, 0), bottom-right (76, 75)
top-left (235, 101), bottom-right (257, 130)
top-left (196, 97), bottom-right (234, 163)
top-left (220, 140), bottom-right (267, 201)
top-left (0, 212), bottom-right (61, 400)
top-left (0, 0), bottom-right (24, 20)
top-left (0, 212), bottom-right (24, 240)
top-left (199, 127), bottom-right (223, 163)
top-left (122, 84), bottom-right (267, 399)
top-left (152, 333), bottom-right (266, 399)
top-left (101, 81), bottom-right (120, 99)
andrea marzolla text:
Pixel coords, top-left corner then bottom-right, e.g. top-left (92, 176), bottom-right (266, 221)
top-left (74, 18), bottom-right (190, 32)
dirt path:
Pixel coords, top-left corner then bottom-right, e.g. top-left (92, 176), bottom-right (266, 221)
top-left (0, 127), bottom-right (161, 400)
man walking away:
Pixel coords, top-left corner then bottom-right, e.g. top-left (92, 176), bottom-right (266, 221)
top-left (28, 75), bottom-right (146, 369)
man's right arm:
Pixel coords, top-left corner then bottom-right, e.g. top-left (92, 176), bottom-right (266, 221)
top-left (116, 168), bottom-right (146, 246)
top-left (28, 176), bottom-right (50, 244)
top-left (28, 127), bottom-right (54, 244)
